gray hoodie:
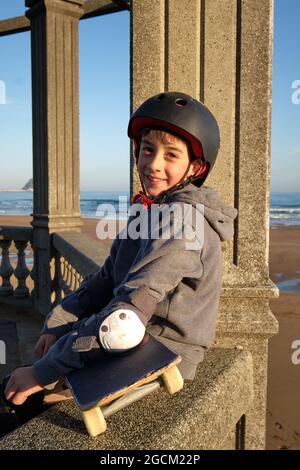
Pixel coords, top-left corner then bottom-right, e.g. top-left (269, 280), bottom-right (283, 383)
top-left (34, 185), bottom-right (237, 384)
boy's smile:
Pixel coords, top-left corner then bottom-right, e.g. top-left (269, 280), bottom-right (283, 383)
top-left (137, 130), bottom-right (199, 197)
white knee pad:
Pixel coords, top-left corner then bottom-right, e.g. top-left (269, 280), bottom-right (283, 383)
top-left (99, 309), bottom-right (145, 352)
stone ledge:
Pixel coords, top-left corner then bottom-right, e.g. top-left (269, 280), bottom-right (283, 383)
top-left (0, 348), bottom-right (253, 450)
top-left (52, 231), bottom-right (109, 278)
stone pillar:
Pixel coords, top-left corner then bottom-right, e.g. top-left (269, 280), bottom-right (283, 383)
top-left (25, 0), bottom-right (84, 315)
top-left (130, 0), bottom-right (165, 194)
top-left (213, 0), bottom-right (279, 450)
top-left (130, 0), bottom-right (278, 449)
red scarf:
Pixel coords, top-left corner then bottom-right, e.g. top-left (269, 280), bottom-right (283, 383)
top-left (131, 191), bottom-right (156, 210)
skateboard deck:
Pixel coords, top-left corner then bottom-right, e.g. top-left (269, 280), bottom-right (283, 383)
top-left (65, 334), bottom-right (184, 436)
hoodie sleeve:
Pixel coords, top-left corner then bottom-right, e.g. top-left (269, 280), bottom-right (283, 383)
top-left (33, 331), bottom-right (85, 385)
top-left (41, 237), bottom-right (119, 338)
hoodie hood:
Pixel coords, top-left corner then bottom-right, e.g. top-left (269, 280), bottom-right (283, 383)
top-left (169, 184), bottom-right (238, 242)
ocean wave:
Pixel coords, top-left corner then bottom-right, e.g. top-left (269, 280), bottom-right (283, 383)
top-left (270, 207), bottom-right (300, 213)
top-left (80, 198), bottom-right (123, 206)
top-left (270, 214), bottom-right (300, 219)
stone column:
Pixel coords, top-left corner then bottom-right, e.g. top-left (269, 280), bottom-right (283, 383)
top-left (130, 0), bottom-right (165, 195)
top-left (130, 0), bottom-right (278, 449)
top-left (213, 0), bottom-right (279, 450)
top-left (25, 0), bottom-right (84, 315)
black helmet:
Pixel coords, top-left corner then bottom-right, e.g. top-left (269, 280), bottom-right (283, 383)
top-left (128, 91), bottom-right (220, 179)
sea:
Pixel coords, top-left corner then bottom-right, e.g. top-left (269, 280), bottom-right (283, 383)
top-left (0, 191), bottom-right (129, 220)
top-left (0, 191), bottom-right (300, 226)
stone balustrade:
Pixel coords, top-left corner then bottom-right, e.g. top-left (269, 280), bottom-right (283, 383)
top-left (0, 226), bottom-right (34, 306)
top-left (0, 226), bottom-right (110, 311)
top-left (51, 231), bottom-right (109, 307)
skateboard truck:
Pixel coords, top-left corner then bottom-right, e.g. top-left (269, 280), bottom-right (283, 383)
top-left (64, 334), bottom-right (184, 437)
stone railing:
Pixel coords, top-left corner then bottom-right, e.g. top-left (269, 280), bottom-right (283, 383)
top-left (0, 226), bottom-right (110, 310)
top-left (0, 226), bottom-right (34, 307)
top-left (51, 231), bottom-right (110, 307)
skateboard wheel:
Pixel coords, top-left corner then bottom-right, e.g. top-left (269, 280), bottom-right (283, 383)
top-left (81, 406), bottom-right (107, 437)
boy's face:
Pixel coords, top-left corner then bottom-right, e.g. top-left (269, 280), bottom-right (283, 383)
top-left (137, 130), bottom-right (200, 197)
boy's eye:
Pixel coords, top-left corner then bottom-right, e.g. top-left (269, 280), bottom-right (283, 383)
top-left (142, 146), bottom-right (153, 154)
top-left (167, 152), bottom-right (178, 159)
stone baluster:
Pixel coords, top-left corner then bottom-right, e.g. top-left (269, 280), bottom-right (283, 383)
top-left (14, 241), bottom-right (30, 298)
top-left (50, 255), bottom-right (56, 306)
top-left (29, 238), bottom-right (35, 300)
top-left (0, 240), bottom-right (14, 296)
top-left (60, 257), bottom-right (67, 298)
top-left (51, 251), bottom-right (63, 307)
top-left (60, 257), bottom-right (70, 297)
top-left (66, 262), bottom-right (73, 295)
top-left (60, 256), bottom-right (66, 299)
top-left (75, 271), bottom-right (82, 290)
top-left (65, 261), bottom-right (71, 291)
top-left (70, 266), bottom-right (77, 292)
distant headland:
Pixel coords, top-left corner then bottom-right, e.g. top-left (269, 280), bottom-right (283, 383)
top-left (0, 178), bottom-right (33, 192)
top-left (22, 178), bottom-right (33, 190)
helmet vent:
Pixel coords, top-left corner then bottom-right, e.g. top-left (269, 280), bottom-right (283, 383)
top-left (156, 93), bottom-right (166, 100)
top-left (175, 98), bottom-right (187, 107)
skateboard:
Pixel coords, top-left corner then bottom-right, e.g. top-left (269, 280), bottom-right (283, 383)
top-left (64, 334), bottom-right (184, 437)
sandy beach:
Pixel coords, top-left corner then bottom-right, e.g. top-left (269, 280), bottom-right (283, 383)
top-left (267, 226), bottom-right (300, 449)
top-left (0, 215), bottom-right (299, 449)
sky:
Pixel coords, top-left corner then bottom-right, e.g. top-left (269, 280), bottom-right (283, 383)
top-left (0, 0), bottom-right (299, 193)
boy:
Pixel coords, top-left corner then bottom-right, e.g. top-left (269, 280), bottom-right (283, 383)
top-left (5, 92), bottom-right (237, 407)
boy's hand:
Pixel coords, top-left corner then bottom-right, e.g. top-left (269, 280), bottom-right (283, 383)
top-left (5, 366), bottom-right (44, 405)
top-left (35, 333), bottom-right (57, 358)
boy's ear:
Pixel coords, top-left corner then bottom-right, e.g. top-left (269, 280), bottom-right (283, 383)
top-left (192, 158), bottom-right (202, 173)
top-left (192, 158), bottom-right (206, 176)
